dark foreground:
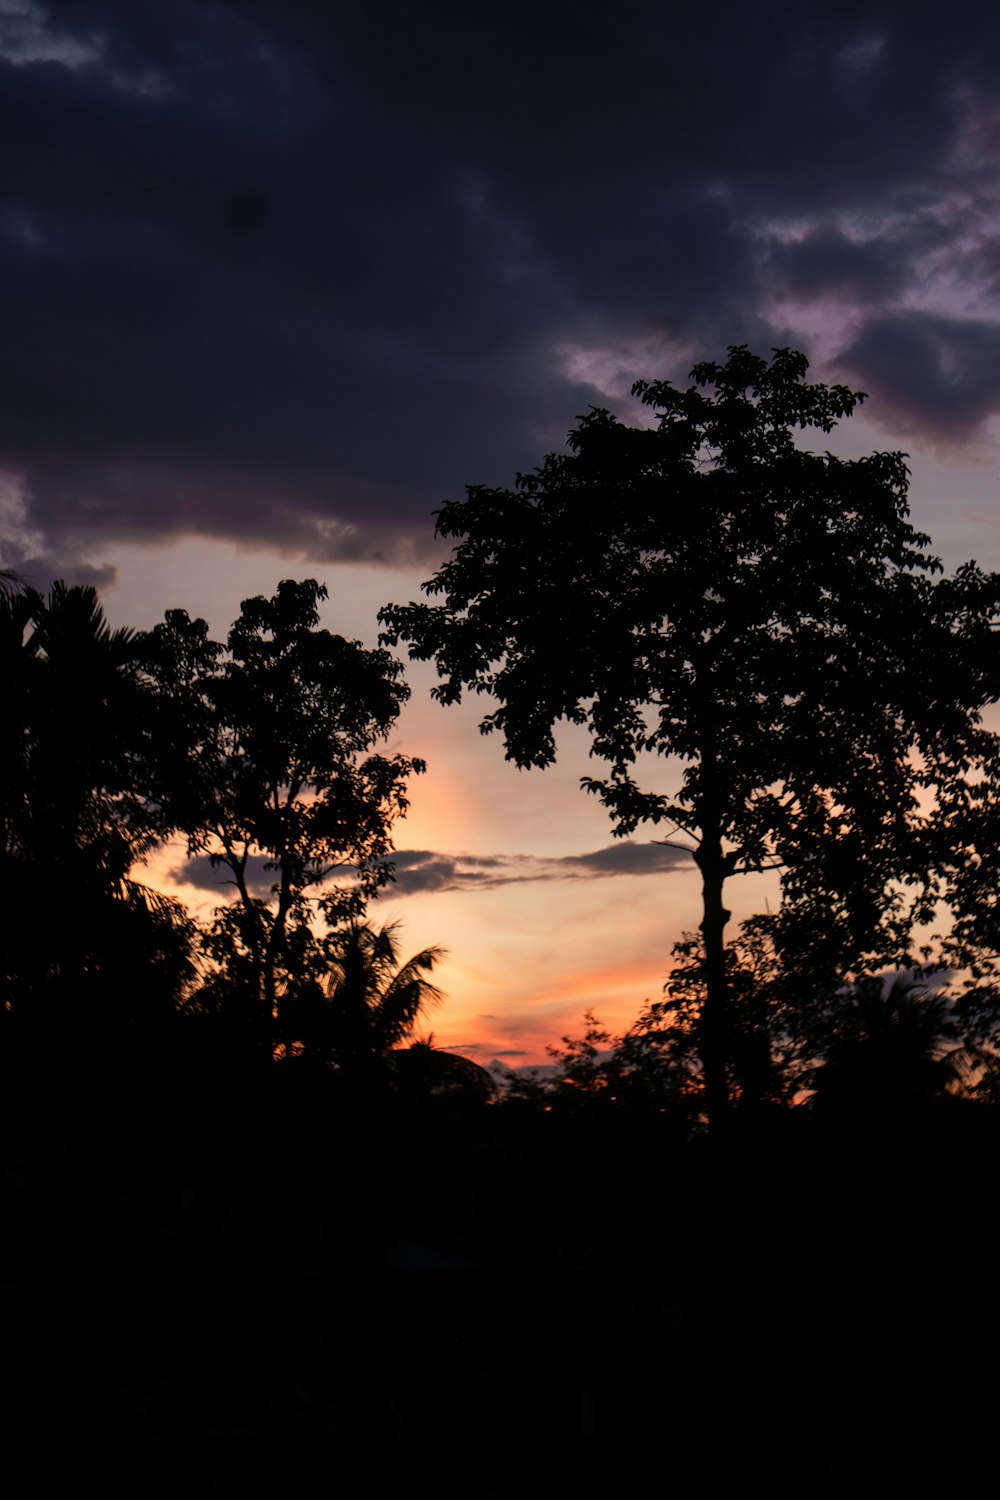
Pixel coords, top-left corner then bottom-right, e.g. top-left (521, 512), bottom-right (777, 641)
top-left (3, 1054), bottom-right (998, 1498)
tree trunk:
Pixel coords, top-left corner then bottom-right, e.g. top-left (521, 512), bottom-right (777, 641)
top-left (692, 679), bottom-right (732, 1133)
top-left (264, 851), bottom-right (301, 1060)
top-left (231, 856), bottom-right (272, 1052)
top-left (697, 825), bottom-right (731, 1133)
top-left (263, 903), bottom-right (287, 1060)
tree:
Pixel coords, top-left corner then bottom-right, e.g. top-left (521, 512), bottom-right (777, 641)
top-left (389, 1036), bottom-right (497, 1103)
top-left (380, 346), bottom-right (1000, 1128)
top-left (293, 917), bottom-right (445, 1073)
top-left (273, 916), bottom-right (492, 1100)
top-left (2, 581), bottom-right (155, 884)
top-left (806, 968), bottom-right (988, 1119)
top-left (641, 921), bottom-right (812, 1113)
top-left (0, 581), bottom-right (176, 1017)
top-left (140, 580), bottom-right (424, 1049)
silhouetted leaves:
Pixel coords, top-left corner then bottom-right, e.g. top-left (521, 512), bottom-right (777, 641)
top-left (0, 581), bottom-right (181, 1027)
top-left (290, 918), bottom-right (445, 1074)
top-left (382, 345), bottom-right (1000, 1123)
top-left (139, 579), bottom-right (425, 1048)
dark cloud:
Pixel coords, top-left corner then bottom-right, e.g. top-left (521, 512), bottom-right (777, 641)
top-left (562, 843), bottom-right (694, 877)
top-left (762, 226), bottom-right (915, 304)
top-left (13, 550), bottom-right (119, 592)
top-left (3, 0), bottom-right (1000, 572)
top-left (169, 853), bottom-right (277, 898)
top-left (168, 841), bottom-right (690, 901)
top-left (374, 842), bottom-right (691, 897)
top-left (836, 311), bottom-right (1000, 435)
top-left (376, 851), bottom-right (465, 898)
top-left (168, 851), bottom-right (358, 898)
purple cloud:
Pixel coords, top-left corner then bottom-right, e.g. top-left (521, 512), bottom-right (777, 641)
top-left (4, 1), bottom-right (1000, 577)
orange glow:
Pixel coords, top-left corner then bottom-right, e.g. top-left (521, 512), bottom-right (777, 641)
top-left (109, 545), bottom-right (784, 1066)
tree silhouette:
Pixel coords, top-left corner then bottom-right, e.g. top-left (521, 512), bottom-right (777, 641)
top-left (389, 1035), bottom-right (496, 1102)
top-left (381, 346), bottom-right (1000, 1127)
top-left (140, 581), bottom-right (424, 1049)
top-left (645, 921), bottom-right (812, 1113)
top-left (807, 968), bottom-right (987, 1119)
top-left (292, 917), bottom-right (445, 1073)
top-left (1, 581), bottom-right (174, 1021)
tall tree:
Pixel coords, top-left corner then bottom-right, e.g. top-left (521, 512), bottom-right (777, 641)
top-left (0, 581), bottom-right (172, 1017)
top-left (380, 346), bottom-right (1000, 1127)
top-left (140, 580), bottom-right (424, 1048)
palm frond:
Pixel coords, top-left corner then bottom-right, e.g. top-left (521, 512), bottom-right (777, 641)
top-left (321, 920), bottom-right (447, 1059)
top-left (0, 567), bottom-right (27, 596)
top-left (116, 876), bottom-right (188, 917)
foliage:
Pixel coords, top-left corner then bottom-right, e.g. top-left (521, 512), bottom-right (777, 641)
top-left (0, 580), bottom-right (181, 1016)
top-left (506, 925), bottom-right (1000, 1131)
top-left (382, 345), bottom-right (1000, 1123)
top-left (805, 967), bottom-right (991, 1116)
top-left (2, 582), bottom-right (158, 880)
top-left (388, 1036), bottom-right (497, 1102)
top-left (650, 922), bottom-right (816, 1109)
top-left (0, 566), bottom-right (26, 595)
top-left (498, 1005), bottom-right (693, 1117)
top-left (290, 917), bottom-right (445, 1070)
top-left (139, 580), bottom-right (424, 1044)
top-left (504, 922), bottom-right (815, 1120)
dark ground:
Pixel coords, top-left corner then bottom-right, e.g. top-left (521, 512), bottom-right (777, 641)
top-left (3, 1054), bottom-right (998, 1498)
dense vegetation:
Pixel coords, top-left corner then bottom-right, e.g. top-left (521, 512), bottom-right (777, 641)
top-left (5, 351), bottom-right (1000, 1495)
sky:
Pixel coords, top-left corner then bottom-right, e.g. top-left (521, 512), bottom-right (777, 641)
top-left (4, 0), bottom-right (1000, 1064)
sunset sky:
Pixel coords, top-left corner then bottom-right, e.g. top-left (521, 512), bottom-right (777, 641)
top-left (4, 0), bottom-right (1000, 1064)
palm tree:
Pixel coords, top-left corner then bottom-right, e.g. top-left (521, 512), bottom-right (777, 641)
top-left (809, 968), bottom-right (984, 1114)
top-left (23, 582), bottom-right (150, 878)
top-left (2, 580), bottom-right (171, 1018)
top-left (294, 919), bottom-right (445, 1073)
top-left (389, 1035), bottom-right (497, 1101)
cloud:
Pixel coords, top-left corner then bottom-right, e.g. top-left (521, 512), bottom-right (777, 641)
top-left (168, 854), bottom-right (278, 899)
top-left (373, 842), bottom-right (691, 898)
top-left (561, 843), bottom-right (694, 878)
top-left (487, 1060), bottom-right (560, 1084)
top-left (836, 311), bottom-right (1000, 435)
top-left (762, 226), bottom-right (915, 305)
top-left (167, 841), bottom-right (691, 901)
top-left (0, 1), bottom-right (102, 71)
top-left (3, 1), bottom-right (1000, 570)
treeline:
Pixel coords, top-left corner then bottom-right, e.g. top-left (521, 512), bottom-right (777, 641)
top-left (7, 571), bottom-right (999, 1135)
top-left (1, 574), bottom-right (483, 1090)
top-left (8, 351), bottom-right (1000, 1130)
top-left (506, 926), bottom-right (1000, 1132)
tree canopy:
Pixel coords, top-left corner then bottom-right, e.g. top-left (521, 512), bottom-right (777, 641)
top-left (140, 579), bottom-right (425, 1048)
top-left (381, 345), bottom-right (1000, 1124)
top-left (1, 580), bottom-right (185, 1024)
